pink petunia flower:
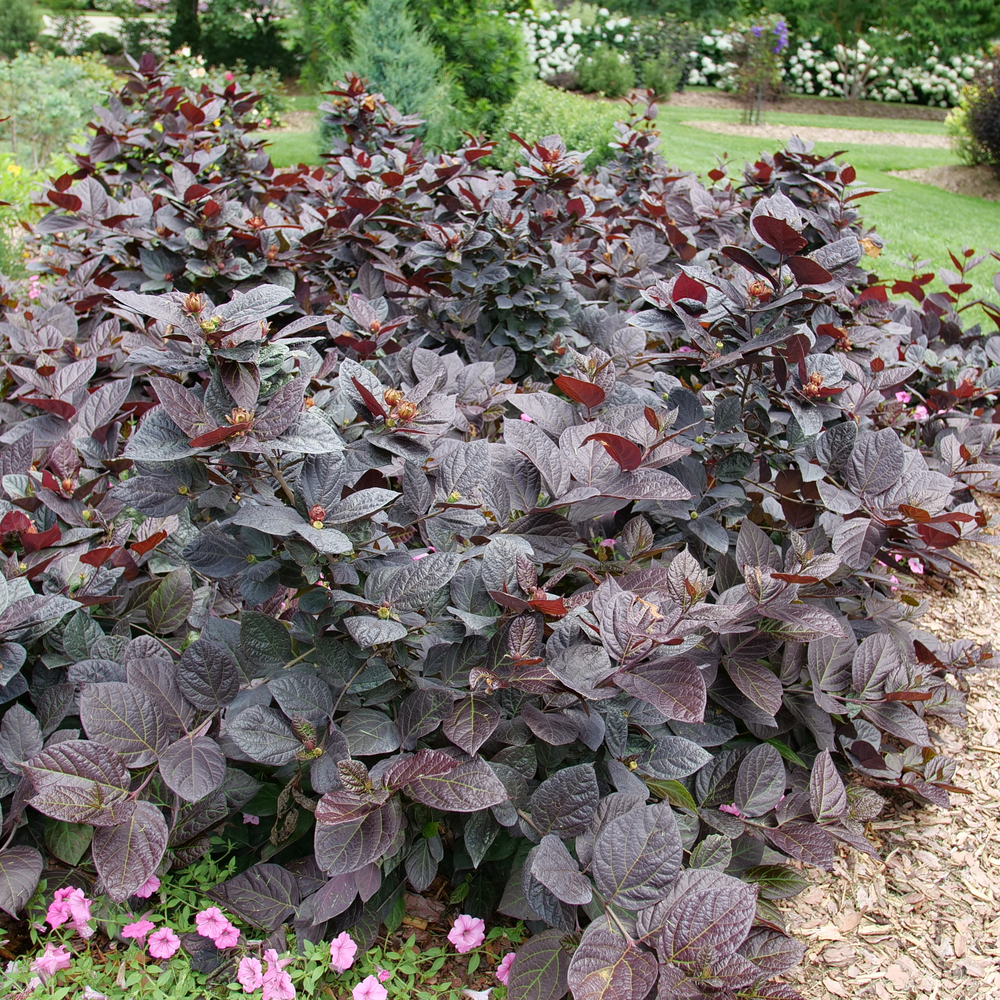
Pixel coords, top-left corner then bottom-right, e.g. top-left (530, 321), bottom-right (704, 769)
top-left (377, 967), bottom-right (391, 983)
top-left (243, 814), bottom-right (260, 825)
top-left (121, 919), bottom-right (155, 945)
top-left (134, 875), bottom-right (160, 898)
top-left (718, 803), bottom-right (743, 817)
top-left (908, 558), bottom-right (924, 575)
top-left (599, 538), bottom-right (616, 548)
top-left (195, 907), bottom-right (231, 941)
top-left (353, 975), bottom-right (388, 1000)
top-left (447, 914), bottom-right (486, 954)
top-left (895, 391), bottom-right (911, 404)
top-left (262, 949), bottom-right (295, 1000)
top-left (148, 927), bottom-right (181, 959)
top-left (31, 943), bottom-right (72, 981)
top-left (496, 951), bottom-right (516, 985)
top-left (913, 405), bottom-right (929, 421)
top-left (519, 412), bottom-right (533, 421)
top-left (224, 71), bottom-right (234, 81)
top-left (262, 967), bottom-right (296, 1000)
top-left (329, 931), bottom-right (358, 973)
top-left (213, 922), bottom-right (240, 949)
top-left (47, 887), bottom-right (93, 938)
top-left (238, 956), bottom-right (264, 992)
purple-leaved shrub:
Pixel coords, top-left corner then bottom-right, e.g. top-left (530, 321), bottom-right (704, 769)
top-left (0, 52), bottom-right (1000, 1000)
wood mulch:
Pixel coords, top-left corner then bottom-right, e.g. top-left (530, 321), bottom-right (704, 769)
top-left (779, 502), bottom-right (1000, 999)
top-left (888, 165), bottom-right (1000, 203)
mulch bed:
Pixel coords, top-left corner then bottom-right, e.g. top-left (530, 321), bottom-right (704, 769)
top-left (779, 499), bottom-right (1000, 999)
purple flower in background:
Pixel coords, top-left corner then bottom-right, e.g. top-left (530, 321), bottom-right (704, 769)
top-left (751, 25), bottom-right (763, 37)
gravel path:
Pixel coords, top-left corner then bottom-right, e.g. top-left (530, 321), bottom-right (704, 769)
top-left (682, 120), bottom-right (951, 149)
top-left (779, 504), bottom-right (1000, 999)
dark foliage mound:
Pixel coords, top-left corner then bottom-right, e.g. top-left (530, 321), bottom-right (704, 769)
top-left (965, 53), bottom-right (1000, 178)
top-left (1, 54), bottom-right (1000, 1000)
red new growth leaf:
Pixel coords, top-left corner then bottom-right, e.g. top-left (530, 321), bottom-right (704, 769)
top-left (22, 524), bottom-right (61, 553)
top-left (786, 256), bottom-right (833, 285)
top-left (81, 546), bottom-right (122, 567)
top-left (554, 375), bottom-right (605, 409)
top-left (584, 433), bottom-right (643, 472)
top-left (48, 191), bottom-right (83, 213)
top-left (351, 377), bottom-right (387, 420)
top-left (189, 425), bottom-right (243, 448)
top-left (672, 274), bottom-right (707, 304)
top-left (179, 102), bottom-right (205, 124)
top-left (131, 530), bottom-right (168, 556)
top-left (751, 216), bottom-right (808, 256)
top-left (528, 598), bottom-right (567, 616)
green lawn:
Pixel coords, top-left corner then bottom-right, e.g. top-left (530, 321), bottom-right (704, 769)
top-left (265, 87), bottom-right (1000, 306)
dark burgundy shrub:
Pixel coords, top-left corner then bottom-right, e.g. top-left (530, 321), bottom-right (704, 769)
top-left (2, 60), bottom-right (1000, 1000)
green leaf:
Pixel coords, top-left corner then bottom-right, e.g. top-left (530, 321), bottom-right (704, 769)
top-left (44, 818), bottom-right (94, 866)
top-left (240, 611), bottom-right (292, 672)
top-left (764, 738), bottom-right (809, 769)
top-left (647, 778), bottom-right (698, 812)
top-left (147, 569), bottom-right (193, 634)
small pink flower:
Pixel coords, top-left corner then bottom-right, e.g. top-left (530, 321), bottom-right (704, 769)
top-left (47, 887), bottom-right (93, 938)
top-left (148, 927), bottom-right (181, 959)
top-left (263, 118), bottom-right (271, 127)
top-left (46, 898), bottom-right (70, 930)
top-left (519, 412), bottom-right (533, 421)
top-left (908, 558), bottom-right (924, 575)
top-left (895, 391), bottom-right (911, 404)
top-left (238, 956), bottom-right (264, 992)
top-left (121, 918), bottom-right (155, 944)
top-left (262, 966), bottom-right (296, 1000)
top-left (329, 931), bottom-right (358, 973)
top-left (26, 977), bottom-right (42, 992)
top-left (353, 975), bottom-right (388, 1000)
top-left (31, 943), bottom-right (72, 981)
top-left (377, 967), bottom-right (391, 983)
top-left (497, 951), bottom-right (516, 985)
top-left (27, 275), bottom-right (41, 300)
top-left (718, 803), bottom-right (743, 817)
top-left (195, 906), bottom-right (231, 941)
top-left (448, 914), bottom-right (486, 954)
top-left (243, 813), bottom-right (260, 825)
top-left (134, 875), bottom-right (160, 898)
top-left (213, 921), bottom-right (240, 949)
top-left (913, 405), bottom-right (929, 421)
top-left (224, 71), bottom-right (234, 81)
top-left (599, 538), bottom-right (616, 548)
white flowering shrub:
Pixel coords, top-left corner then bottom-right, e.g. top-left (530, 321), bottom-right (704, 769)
top-left (504, 6), bottom-right (985, 108)
top-left (504, 7), bottom-right (632, 78)
top-left (692, 28), bottom-right (986, 107)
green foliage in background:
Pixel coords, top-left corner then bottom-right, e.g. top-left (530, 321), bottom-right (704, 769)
top-left (489, 78), bottom-right (623, 170)
top-left (0, 0), bottom-right (41, 58)
top-left (0, 51), bottom-right (118, 169)
top-left (576, 47), bottom-right (636, 97)
top-left (290, 0), bottom-right (362, 89)
top-left (410, 0), bottom-right (527, 119)
top-left (325, 0), bottom-right (461, 147)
